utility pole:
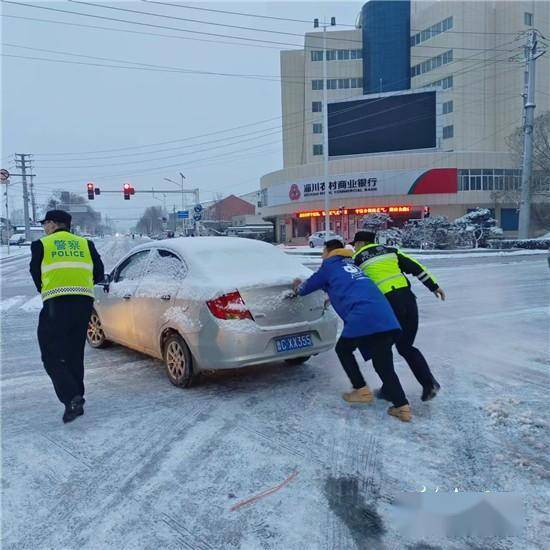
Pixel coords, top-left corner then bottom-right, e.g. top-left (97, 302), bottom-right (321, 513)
top-left (14, 153), bottom-right (32, 241)
top-left (314, 16), bottom-right (336, 234)
top-left (3, 177), bottom-right (10, 255)
top-left (518, 30), bottom-right (546, 238)
top-left (29, 173), bottom-right (37, 222)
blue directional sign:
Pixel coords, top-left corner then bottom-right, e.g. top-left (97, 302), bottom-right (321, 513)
top-left (193, 212), bottom-right (202, 221)
top-left (193, 204), bottom-right (203, 213)
top-left (177, 210), bottom-right (189, 219)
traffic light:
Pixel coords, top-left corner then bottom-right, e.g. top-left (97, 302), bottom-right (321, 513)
top-left (94, 187), bottom-right (101, 196)
top-left (87, 182), bottom-right (94, 200)
top-left (123, 183), bottom-right (131, 200)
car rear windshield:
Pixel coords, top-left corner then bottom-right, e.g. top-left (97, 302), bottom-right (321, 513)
top-left (193, 246), bottom-right (307, 286)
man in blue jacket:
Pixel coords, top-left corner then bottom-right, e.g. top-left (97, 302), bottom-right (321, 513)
top-left (292, 239), bottom-right (412, 422)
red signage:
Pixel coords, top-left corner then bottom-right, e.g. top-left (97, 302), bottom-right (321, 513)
top-left (297, 206), bottom-right (412, 218)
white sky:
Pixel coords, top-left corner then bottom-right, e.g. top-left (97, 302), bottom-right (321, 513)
top-left (2, 1), bottom-right (363, 229)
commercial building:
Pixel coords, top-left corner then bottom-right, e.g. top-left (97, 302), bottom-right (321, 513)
top-left (259, 0), bottom-right (550, 243)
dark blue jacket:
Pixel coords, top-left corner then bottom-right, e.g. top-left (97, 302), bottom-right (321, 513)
top-left (298, 249), bottom-right (400, 338)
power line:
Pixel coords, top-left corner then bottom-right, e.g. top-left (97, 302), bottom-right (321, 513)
top-left (140, 0), bottom-right (350, 27)
top-left (69, 0), bottom-right (362, 43)
top-left (6, 36), bottom-right (521, 163)
top-left (1, 14), bottom-right (285, 51)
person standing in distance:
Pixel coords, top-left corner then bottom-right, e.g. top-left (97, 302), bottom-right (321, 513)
top-left (351, 231), bottom-right (445, 402)
top-left (29, 210), bottom-right (104, 423)
top-left (292, 239), bottom-right (412, 422)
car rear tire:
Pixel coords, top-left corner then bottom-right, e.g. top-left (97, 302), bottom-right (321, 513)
top-left (87, 310), bottom-right (111, 348)
top-left (309, 241), bottom-right (315, 248)
top-left (285, 355), bottom-right (311, 366)
top-left (164, 334), bottom-right (194, 388)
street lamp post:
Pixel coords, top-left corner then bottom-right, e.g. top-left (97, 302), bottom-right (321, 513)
top-left (164, 175), bottom-right (187, 235)
top-left (314, 16), bottom-right (336, 234)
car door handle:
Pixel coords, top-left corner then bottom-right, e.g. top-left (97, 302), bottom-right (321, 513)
top-left (123, 294), bottom-right (132, 300)
top-left (160, 295), bottom-right (171, 301)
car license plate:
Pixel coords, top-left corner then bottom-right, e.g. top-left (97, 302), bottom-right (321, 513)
top-left (275, 333), bottom-right (313, 353)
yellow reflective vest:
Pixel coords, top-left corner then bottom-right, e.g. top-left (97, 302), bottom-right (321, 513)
top-left (353, 243), bottom-right (438, 295)
top-left (40, 231), bottom-right (95, 301)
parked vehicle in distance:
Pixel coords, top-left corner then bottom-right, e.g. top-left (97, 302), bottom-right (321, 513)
top-left (308, 231), bottom-right (345, 248)
top-left (8, 233), bottom-right (29, 246)
top-left (87, 237), bottom-right (338, 387)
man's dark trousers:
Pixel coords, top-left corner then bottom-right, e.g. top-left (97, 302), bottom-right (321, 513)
top-left (385, 287), bottom-right (435, 389)
top-left (38, 295), bottom-right (94, 405)
top-left (335, 330), bottom-right (408, 408)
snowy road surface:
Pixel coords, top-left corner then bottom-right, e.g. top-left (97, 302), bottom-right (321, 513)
top-left (1, 237), bottom-right (549, 549)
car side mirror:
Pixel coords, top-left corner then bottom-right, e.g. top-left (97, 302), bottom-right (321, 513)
top-left (101, 273), bottom-right (112, 293)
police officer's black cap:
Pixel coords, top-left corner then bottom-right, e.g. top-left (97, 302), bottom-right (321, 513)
top-left (350, 231), bottom-right (376, 245)
top-left (39, 209), bottom-right (72, 226)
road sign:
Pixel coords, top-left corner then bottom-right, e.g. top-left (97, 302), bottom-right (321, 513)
top-left (177, 210), bottom-right (189, 219)
top-left (193, 204), bottom-right (203, 213)
top-left (193, 212), bottom-right (202, 221)
top-left (0, 169), bottom-right (10, 181)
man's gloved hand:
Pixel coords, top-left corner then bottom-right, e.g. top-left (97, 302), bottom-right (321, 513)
top-left (434, 287), bottom-right (446, 301)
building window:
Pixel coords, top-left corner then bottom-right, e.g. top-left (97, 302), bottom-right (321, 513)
top-left (311, 50), bottom-right (323, 62)
top-left (327, 79), bottom-right (338, 90)
top-left (312, 79), bottom-right (323, 90)
top-left (338, 78), bottom-right (350, 89)
top-left (482, 169), bottom-right (494, 190)
top-left (442, 100), bottom-right (453, 114)
top-left (313, 144), bottom-right (323, 156)
top-left (313, 123), bottom-right (323, 134)
top-left (412, 50), bottom-right (453, 77)
top-left (350, 77), bottom-right (363, 88)
top-left (326, 50), bottom-right (337, 61)
top-left (337, 49), bottom-right (350, 60)
top-left (470, 169), bottom-right (482, 190)
top-left (443, 125), bottom-right (454, 139)
top-left (524, 12), bottom-right (533, 26)
top-left (312, 101), bottom-right (322, 112)
top-left (350, 49), bottom-right (363, 59)
top-left (411, 16), bottom-right (453, 47)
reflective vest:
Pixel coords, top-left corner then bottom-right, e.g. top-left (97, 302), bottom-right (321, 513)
top-left (40, 231), bottom-right (94, 301)
top-left (353, 243), bottom-right (409, 295)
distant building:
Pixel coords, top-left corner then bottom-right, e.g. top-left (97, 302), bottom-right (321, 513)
top-left (260, 0), bottom-right (550, 243)
top-left (204, 194), bottom-right (256, 222)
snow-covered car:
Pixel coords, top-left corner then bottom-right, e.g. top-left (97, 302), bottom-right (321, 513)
top-left (308, 231), bottom-right (345, 248)
top-left (8, 234), bottom-right (28, 246)
top-left (87, 237), bottom-right (338, 387)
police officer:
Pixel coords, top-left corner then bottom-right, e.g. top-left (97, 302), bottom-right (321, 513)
top-left (351, 231), bottom-right (445, 402)
top-left (30, 210), bottom-right (104, 423)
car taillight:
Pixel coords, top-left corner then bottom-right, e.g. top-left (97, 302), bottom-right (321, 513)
top-left (206, 291), bottom-right (253, 320)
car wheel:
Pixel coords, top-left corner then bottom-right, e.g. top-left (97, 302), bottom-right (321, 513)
top-left (285, 355), bottom-right (311, 366)
top-left (164, 334), bottom-right (194, 388)
top-left (309, 241), bottom-right (315, 248)
top-left (87, 310), bottom-right (111, 348)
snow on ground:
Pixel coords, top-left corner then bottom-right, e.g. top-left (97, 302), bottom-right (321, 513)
top-left (0, 244), bottom-right (31, 259)
top-left (1, 236), bottom-right (549, 549)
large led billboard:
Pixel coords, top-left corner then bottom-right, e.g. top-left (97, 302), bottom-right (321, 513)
top-left (327, 91), bottom-right (437, 157)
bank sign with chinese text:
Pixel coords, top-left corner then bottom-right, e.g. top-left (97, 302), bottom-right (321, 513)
top-left (265, 168), bottom-right (457, 207)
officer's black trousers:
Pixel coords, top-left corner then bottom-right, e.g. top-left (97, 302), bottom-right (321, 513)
top-left (335, 331), bottom-right (408, 408)
top-left (37, 295), bottom-right (94, 406)
top-left (386, 288), bottom-right (436, 389)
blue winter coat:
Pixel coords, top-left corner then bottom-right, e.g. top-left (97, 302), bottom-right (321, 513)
top-left (298, 249), bottom-right (401, 339)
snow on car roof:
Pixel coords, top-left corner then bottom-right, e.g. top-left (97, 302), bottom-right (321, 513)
top-left (130, 237), bottom-right (312, 291)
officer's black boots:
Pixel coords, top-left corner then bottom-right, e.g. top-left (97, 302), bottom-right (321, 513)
top-left (421, 380), bottom-right (441, 402)
top-left (62, 395), bottom-right (85, 423)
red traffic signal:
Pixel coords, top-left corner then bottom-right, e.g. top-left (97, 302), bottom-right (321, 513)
top-left (87, 182), bottom-right (94, 200)
top-left (123, 182), bottom-right (132, 200)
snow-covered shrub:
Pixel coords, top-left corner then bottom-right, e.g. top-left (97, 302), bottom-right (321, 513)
top-left (362, 212), bottom-right (392, 231)
top-left (401, 216), bottom-right (456, 249)
top-left (453, 208), bottom-right (502, 248)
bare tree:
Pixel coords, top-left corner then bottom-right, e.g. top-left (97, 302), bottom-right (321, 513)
top-left (136, 206), bottom-right (164, 236)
